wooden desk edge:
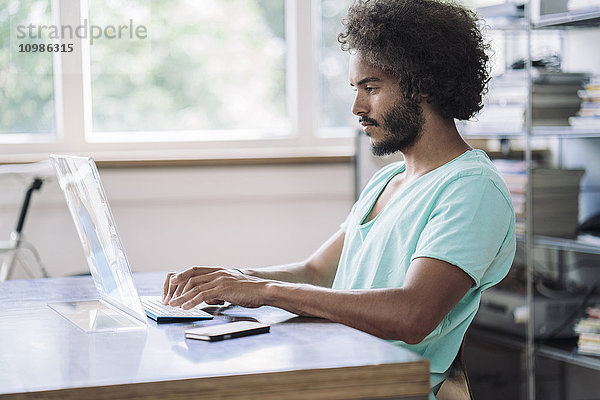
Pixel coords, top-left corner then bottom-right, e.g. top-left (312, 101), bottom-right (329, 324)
top-left (2, 361), bottom-right (430, 400)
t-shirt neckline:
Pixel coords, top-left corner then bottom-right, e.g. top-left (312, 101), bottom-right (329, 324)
top-left (359, 149), bottom-right (483, 227)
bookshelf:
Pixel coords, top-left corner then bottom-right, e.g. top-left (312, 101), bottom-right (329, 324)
top-left (525, 7), bottom-right (600, 399)
top-left (533, 235), bottom-right (600, 256)
top-left (469, 326), bottom-right (600, 372)
top-left (464, 1), bottom-right (600, 399)
top-left (532, 126), bottom-right (600, 138)
top-left (354, 2), bottom-right (600, 398)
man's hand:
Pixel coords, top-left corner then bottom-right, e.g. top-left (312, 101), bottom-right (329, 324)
top-left (162, 266), bottom-right (271, 310)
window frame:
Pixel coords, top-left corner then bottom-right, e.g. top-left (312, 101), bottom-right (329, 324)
top-left (0, 0), bottom-right (355, 163)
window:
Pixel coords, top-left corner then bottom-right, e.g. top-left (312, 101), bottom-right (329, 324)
top-left (89, 0), bottom-right (287, 137)
top-left (0, 1), bottom-right (356, 160)
top-left (0, 0), bottom-right (56, 137)
top-left (317, 0), bottom-right (353, 133)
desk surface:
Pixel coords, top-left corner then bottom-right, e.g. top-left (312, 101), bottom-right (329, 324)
top-left (0, 273), bottom-right (429, 399)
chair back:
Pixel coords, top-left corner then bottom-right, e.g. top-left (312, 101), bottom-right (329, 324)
top-left (436, 339), bottom-right (473, 400)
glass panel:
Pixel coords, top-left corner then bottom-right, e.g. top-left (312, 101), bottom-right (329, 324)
top-left (0, 0), bottom-right (55, 134)
top-left (49, 301), bottom-right (146, 332)
top-left (51, 155), bottom-right (147, 322)
top-left (318, 0), bottom-right (353, 130)
top-left (88, 0), bottom-right (287, 136)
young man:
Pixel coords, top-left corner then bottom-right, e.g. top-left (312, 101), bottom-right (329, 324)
top-left (164, 0), bottom-right (516, 397)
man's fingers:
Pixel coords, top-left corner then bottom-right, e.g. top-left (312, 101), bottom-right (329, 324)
top-left (178, 272), bottom-right (223, 297)
top-left (164, 267), bottom-right (224, 305)
top-left (165, 273), bottom-right (184, 304)
top-left (170, 266), bottom-right (222, 284)
top-left (172, 279), bottom-right (187, 300)
top-left (163, 273), bottom-right (181, 304)
top-left (169, 281), bottom-right (215, 307)
top-left (162, 272), bottom-right (175, 302)
top-left (183, 288), bottom-right (222, 310)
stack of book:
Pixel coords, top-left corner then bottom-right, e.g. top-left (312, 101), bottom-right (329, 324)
top-left (464, 70), bottom-right (588, 133)
top-left (493, 161), bottom-right (584, 238)
top-left (569, 76), bottom-right (600, 129)
top-left (493, 159), bottom-right (527, 235)
top-left (575, 306), bottom-right (600, 356)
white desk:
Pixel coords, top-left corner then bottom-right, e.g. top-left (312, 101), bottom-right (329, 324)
top-left (0, 272), bottom-right (430, 399)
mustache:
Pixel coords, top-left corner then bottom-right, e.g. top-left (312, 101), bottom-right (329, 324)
top-left (359, 116), bottom-right (378, 126)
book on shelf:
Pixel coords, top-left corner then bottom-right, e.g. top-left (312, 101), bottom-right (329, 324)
top-left (577, 90), bottom-right (600, 99)
top-left (493, 160), bottom-right (527, 234)
top-left (575, 306), bottom-right (600, 356)
top-left (570, 76), bottom-right (600, 129)
top-left (569, 116), bottom-right (600, 129)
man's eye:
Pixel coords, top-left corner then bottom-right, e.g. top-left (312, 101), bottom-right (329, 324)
top-left (365, 86), bottom-right (377, 93)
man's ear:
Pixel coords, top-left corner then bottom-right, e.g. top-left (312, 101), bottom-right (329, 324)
top-left (410, 93), bottom-right (430, 104)
top-left (421, 93), bottom-right (434, 104)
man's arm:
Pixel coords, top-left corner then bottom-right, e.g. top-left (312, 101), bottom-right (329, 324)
top-left (166, 255), bottom-right (473, 344)
top-left (162, 230), bottom-right (345, 304)
top-left (243, 229), bottom-right (346, 287)
top-left (262, 257), bottom-right (473, 343)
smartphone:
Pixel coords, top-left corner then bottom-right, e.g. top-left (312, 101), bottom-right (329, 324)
top-left (185, 321), bottom-right (270, 341)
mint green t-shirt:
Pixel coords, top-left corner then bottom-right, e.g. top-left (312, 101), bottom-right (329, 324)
top-left (333, 149), bottom-right (516, 398)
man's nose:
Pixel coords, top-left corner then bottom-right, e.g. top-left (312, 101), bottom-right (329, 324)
top-left (351, 92), bottom-right (369, 116)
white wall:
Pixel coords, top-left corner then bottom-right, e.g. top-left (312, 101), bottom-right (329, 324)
top-left (0, 163), bottom-right (354, 279)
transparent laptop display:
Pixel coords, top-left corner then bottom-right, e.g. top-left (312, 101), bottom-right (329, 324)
top-left (51, 156), bottom-right (147, 322)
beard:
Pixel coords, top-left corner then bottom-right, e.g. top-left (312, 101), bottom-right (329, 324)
top-left (367, 97), bottom-right (425, 157)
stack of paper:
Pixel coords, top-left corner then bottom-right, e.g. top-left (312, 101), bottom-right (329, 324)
top-left (465, 70), bottom-right (588, 133)
top-left (532, 71), bottom-right (588, 126)
top-left (575, 306), bottom-right (600, 356)
top-left (531, 168), bottom-right (585, 238)
top-left (469, 71), bottom-right (527, 133)
top-left (493, 161), bottom-right (584, 238)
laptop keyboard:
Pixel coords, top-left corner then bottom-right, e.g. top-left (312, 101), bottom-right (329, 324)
top-left (141, 296), bottom-right (212, 318)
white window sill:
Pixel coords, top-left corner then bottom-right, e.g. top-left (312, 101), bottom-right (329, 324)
top-left (0, 144), bottom-right (355, 167)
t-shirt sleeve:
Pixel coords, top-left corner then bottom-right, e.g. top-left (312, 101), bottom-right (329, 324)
top-left (411, 175), bottom-right (515, 287)
top-left (340, 203), bottom-right (357, 232)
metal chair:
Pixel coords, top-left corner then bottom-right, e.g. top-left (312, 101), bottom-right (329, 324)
top-left (436, 339), bottom-right (474, 400)
top-left (0, 161), bottom-right (52, 281)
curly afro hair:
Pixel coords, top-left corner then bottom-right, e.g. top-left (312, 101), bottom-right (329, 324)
top-left (338, 0), bottom-right (490, 121)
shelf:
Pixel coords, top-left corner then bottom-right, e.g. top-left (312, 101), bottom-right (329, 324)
top-left (533, 7), bottom-right (600, 28)
top-left (468, 325), bottom-right (526, 351)
top-left (538, 342), bottom-right (600, 371)
top-left (461, 127), bottom-right (600, 139)
top-left (461, 130), bottom-right (526, 139)
top-left (533, 235), bottom-right (600, 255)
top-left (469, 326), bottom-right (600, 371)
top-left (532, 127), bottom-right (600, 138)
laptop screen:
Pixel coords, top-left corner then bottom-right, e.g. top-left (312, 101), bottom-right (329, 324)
top-left (51, 155), bottom-right (146, 321)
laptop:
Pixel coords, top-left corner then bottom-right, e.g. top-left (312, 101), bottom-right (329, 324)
top-left (49, 155), bottom-right (214, 331)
